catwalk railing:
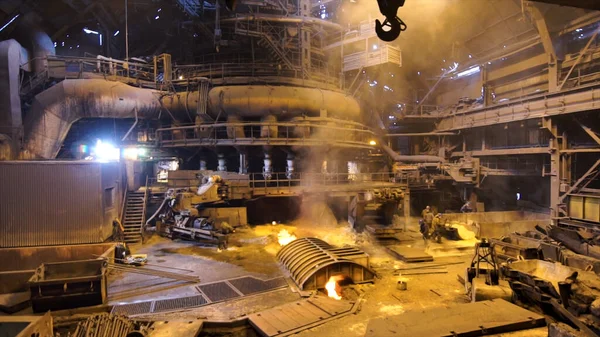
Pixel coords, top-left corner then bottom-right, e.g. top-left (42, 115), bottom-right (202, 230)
top-left (20, 55), bottom-right (341, 93)
top-left (155, 121), bottom-right (378, 149)
top-left (148, 172), bottom-right (406, 191)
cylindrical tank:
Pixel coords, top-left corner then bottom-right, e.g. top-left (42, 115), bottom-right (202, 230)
top-left (207, 85), bottom-right (361, 120)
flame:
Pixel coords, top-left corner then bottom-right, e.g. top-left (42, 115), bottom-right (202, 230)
top-left (277, 229), bottom-right (297, 246)
top-left (325, 275), bottom-right (344, 300)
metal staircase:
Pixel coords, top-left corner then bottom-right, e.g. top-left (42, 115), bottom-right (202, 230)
top-left (121, 189), bottom-right (148, 243)
top-left (235, 17), bottom-right (310, 79)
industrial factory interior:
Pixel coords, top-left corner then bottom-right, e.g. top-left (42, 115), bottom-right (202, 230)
top-left (3, 0), bottom-right (600, 336)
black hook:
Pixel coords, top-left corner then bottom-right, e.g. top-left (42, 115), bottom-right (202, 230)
top-left (375, 17), bottom-right (406, 42)
top-left (375, 0), bottom-right (407, 42)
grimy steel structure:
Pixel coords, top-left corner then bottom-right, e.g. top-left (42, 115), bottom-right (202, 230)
top-left (1, 0), bottom-right (599, 228)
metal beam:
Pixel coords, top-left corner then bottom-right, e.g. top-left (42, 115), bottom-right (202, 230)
top-left (386, 132), bottom-right (458, 137)
top-left (559, 159), bottom-right (600, 204)
top-left (525, 2), bottom-right (559, 92)
top-left (577, 121), bottom-right (600, 146)
top-left (529, 0), bottom-right (600, 10)
top-left (480, 167), bottom-right (541, 176)
top-left (560, 148), bottom-right (600, 153)
top-left (436, 82), bottom-right (600, 131)
top-left (558, 28), bottom-right (600, 91)
top-left (451, 147), bottom-right (549, 157)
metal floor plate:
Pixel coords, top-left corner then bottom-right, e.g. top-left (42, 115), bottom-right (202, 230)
top-left (153, 295), bottom-right (208, 313)
top-left (112, 275), bottom-right (289, 316)
top-left (228, 276), bottom-right (287, 295)
top-left (111, 301), bottom-right (153, 316)
top-left (197, 282), bottom-right (241, 302)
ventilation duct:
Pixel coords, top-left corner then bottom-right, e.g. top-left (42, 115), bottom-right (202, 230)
top-left (21, 79), bottom-right (199, 159)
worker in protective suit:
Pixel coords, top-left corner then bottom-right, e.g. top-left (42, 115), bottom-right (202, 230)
top-left (431, 213), bottom-right (443, 243)
top-left (419, 218), bottom-right (429, 246)
top-left (423, 207), bottom-right (434, 230)
top-left (421, 205), bottom-right (431, 218)
top-left (112, 219), bottom-right (125, 242)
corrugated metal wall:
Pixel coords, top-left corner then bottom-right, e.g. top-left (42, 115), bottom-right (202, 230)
top-left (0, 161), bottom-right (121, 247)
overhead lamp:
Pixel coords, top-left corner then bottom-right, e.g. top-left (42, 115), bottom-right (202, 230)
top-left (369, 140), bottom-right (377, 146)
top-left (114, 30), bottom-right (120, 36)
top-left (83, 27), bottom-right (99, 35)
top-left (0, 14), bottom-right (19, 33)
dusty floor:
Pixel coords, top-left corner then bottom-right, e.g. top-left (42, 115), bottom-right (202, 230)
top-left (106, 214), bottom-right (550, 336)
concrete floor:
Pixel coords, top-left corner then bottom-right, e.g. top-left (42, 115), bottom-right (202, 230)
top-left (107, 218), bottom-right (550, 336)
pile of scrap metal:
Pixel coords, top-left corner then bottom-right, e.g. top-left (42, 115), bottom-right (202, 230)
top-left (502, 260), bottom-right (600, 336)
top-left (490, 225), bottom-right (600, 276)
top-left (72, 313), bottom-right (135, 337)
top-left (145, 176), bottom-right (233, 249)
top-left (28, 259), bottom-right (107, 313)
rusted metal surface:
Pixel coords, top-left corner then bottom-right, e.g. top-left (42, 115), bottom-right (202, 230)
top-left (28, 259), bottom-right (107, 313)
top-left (0, 161), bottom-right (121, 247)
top-left (277, 237), bottom-right (375, 290)
top-left (365, 299), bottom-right (545, 337)
top-left (502, 260), bottom-right (600, 335)
top-left (111, 275), bottom-right (287, 316)
top-left (248, 295), bottom-right (360, 337)
top-left (0, 312), bottom-right (54, 337)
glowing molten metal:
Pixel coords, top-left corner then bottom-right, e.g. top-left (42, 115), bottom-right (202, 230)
top-left (277, 229), bottom-right (297, 246)
top-left (325, 275), bottom-right (344, 300)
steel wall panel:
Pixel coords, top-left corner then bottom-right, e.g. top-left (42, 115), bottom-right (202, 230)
top-left (0, 161), bottom-right (113, 247)
top-left (569, 196), bottom-right (584, 219)
top-left (583, 196), bottom-right (600, 222)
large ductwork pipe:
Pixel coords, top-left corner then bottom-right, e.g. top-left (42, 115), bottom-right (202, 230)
top-left (14, 13), bottom-right (55, 73)
top-left (21, 79), bottom-right (198, 159)
top-left (0, 39), bottom-right (26, 156)
top-left (221, 14), bottom-right (342, 31)
top-left (21, 81), bottom-right (361, 159)
top-left (208, 86), bottom-right (360, 120)
top-left (381, 143), bottom-right (446, 163)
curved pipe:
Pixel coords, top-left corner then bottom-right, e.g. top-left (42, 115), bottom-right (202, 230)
top-left (221, 14), bottom-right (342, 31)
top-left (381, 143), bottom-right (446, 163)
top-left (208, 85), bottom-right (361, 120)
top-left (21, 81), bottom-right (362, 159)
top-left (21, 79), bottom-right (198, 159)
top-left (14, 13), bottom-right (55, 73)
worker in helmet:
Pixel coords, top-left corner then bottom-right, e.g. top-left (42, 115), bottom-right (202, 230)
top-left (431, 213), bottom-right (443, 244)
top-left (421, 205), bottom-right (431, 219)
top-left (423, 206), bottom-right (434, 232)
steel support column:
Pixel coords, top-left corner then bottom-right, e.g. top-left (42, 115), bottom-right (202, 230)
top-left (543, 117), bottom-right (568, 219)
top-left (403, 189), bottom-right (410, 232)
top-left (526, 3), bottom-right (559, 92)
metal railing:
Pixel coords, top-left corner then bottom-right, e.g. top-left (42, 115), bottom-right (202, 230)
top-left (148, 171), bottom-right (405, 191)
top-left (155, 120), bottom-right (378, 149)
top-left (22, 55), bottom-right (341, 92)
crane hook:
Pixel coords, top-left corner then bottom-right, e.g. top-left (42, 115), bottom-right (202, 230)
top-left (375, 17), bottom-right (406, 42)
top-left (375, 0), bottom-right (407, 42)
